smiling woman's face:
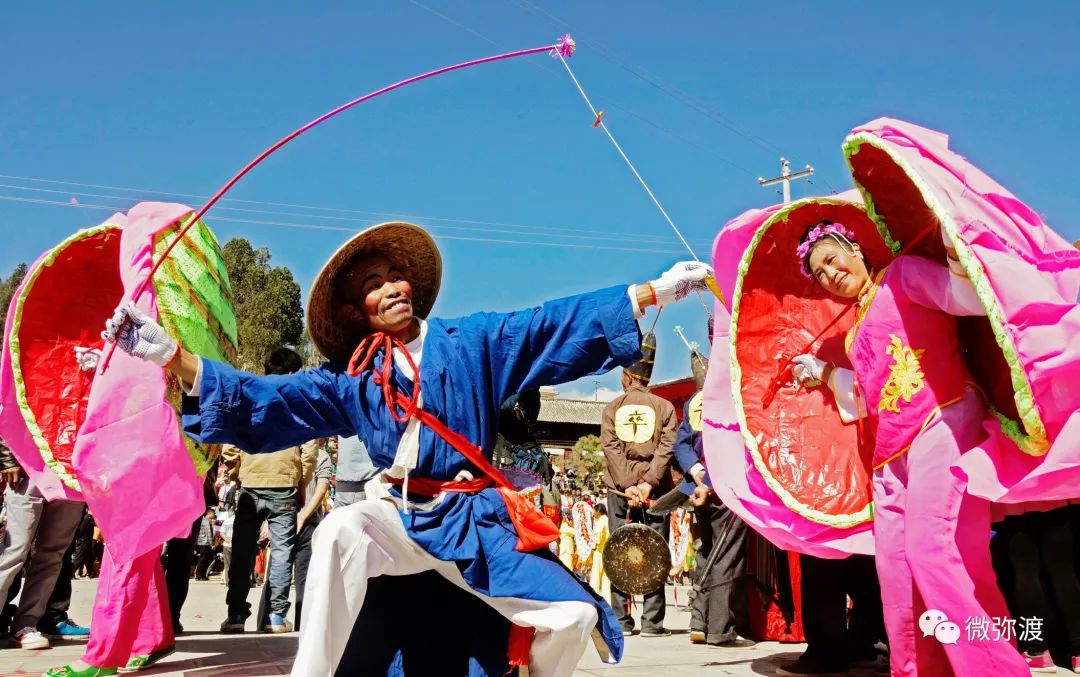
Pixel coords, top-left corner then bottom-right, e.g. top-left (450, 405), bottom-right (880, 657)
top-left (807, 236), bottom-right (869, 299)
top-left (337, 255), bottom-right (415, 334)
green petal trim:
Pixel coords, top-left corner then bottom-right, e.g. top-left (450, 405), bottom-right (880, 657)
top-left (43, 666), bottom-right (118, 677)
top-left (843, 133), bottom-right (1049, 456)
top-left (152, 215), bottom-right (238, 362)
top-left (8, 224), bottom-right (123, 491)
top-left (151, 213), bottom-right (239, 475)
top-left (728, 198), bottom-right (874, 528)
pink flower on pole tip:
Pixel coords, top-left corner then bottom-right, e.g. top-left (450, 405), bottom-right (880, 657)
top-left (554, 34), bottom-right (576, 58)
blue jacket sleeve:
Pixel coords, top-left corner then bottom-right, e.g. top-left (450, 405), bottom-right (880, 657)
top-left (672, 400), bottom-right (712, 488)
top-left (671, 416), bottom-right (699, 476)
top-left (182, 359), bottom-right (358, 453)
top-left (465, 285), bottom-right (642, 404)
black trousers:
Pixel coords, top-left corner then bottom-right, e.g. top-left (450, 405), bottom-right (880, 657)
top-left (607, 491), bottom-right (668, 632)
top-left (162, 520), bottom-right (198, 629)
top-left (992, 506), bottom-right (1080, 655)
top-left (194, 545), bottom-right (216, 580)
top-left (1, 571), bottom-right (19, 635)
top-left (798, 554), bottom-right (885, 669)
top-left (690, 499), bottom-right (749, 643)
top-left (162, 462), bottom-right (220, 631)
top-left (71, 530), bottom-right (96, 578)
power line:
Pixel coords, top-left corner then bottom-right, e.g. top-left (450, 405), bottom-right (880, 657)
top-left (0, 180), bottom-right (711, 248)
top-left (806, 176), bottom-right (843, 196)
top-left (0, 174), bottom-right (714, 245)
top-left (0, 194), bottom-right (690, 256)
top-left (407, 0), bottom-right (500, 47)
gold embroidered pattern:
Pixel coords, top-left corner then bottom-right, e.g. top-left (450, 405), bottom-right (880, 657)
top-left (878, 334), bottom-right (926, 414)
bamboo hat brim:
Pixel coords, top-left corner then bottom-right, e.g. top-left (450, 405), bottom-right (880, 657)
top-left (307, 222), bottom-right (441, 362)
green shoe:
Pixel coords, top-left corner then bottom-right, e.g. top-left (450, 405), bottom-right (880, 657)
top-left (42, 666), bottom-right (119, 677)
top-left (119, 644), bottom-right (176, 673)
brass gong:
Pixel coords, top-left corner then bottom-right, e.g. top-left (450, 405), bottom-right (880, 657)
top-left (603, 523), bottom-right (669, 595)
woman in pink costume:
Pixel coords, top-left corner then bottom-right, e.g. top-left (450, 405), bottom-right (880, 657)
top-left (38, 202), bottom-right (234, 677)
top-left (790, 221), bottom-right (1029, 676)
top-left (44, 537), bottom-right (176, 676)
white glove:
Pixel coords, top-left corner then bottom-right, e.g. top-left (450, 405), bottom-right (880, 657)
top-left (792, 354), bottom-right (827, 385)
top-left (74, 347), bottom-right (102, 372)
top-left (941, 226), bottom-right (956, 256)
top-left (649, 261), bottom-right (714, 306)
top-left (102, 301), bottom-right (178, 368)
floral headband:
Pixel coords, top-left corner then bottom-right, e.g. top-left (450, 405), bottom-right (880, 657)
top-left (796, 222), bottom-right (857, 277)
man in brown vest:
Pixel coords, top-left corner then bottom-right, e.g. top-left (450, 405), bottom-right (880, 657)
top-left (600, 332), bottom-right (677, 637)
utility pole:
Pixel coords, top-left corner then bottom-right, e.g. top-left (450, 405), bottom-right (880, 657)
top-left (758, 157), bottom-right (815, 204)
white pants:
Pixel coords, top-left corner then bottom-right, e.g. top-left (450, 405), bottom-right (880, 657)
top-left (294, 492), bottom-right (599, 677)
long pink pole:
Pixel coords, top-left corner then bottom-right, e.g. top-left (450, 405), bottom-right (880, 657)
top-left (102, 36), bottom-right (575, 372)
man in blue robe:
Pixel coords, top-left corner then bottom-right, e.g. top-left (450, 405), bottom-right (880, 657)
top-left (103, 220), bottom-right (712, 676)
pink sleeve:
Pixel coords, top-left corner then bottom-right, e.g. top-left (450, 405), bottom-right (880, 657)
top-left (893, 256), bottom-right (985, 316)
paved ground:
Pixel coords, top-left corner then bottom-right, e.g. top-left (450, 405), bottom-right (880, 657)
top-left (5, 578), bottom-right (1067, 676)
top-left (0, 579), bottom-right (811, 676)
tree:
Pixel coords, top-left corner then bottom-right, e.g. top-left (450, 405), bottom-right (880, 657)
top-left (221, 238), bottom-right (304, 371)
top-left (0, 263), bottom-right (28, 337)
top-left (566, 434), bottom-right (608, 493)
top-left (295, 331), bottom-right (324, 368)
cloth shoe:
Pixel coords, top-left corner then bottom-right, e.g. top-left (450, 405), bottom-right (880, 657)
top-left (119, 644), bottom-right (176, 673)
top-left (710, 636), bottom-right (756, 649)
top-left (639, 627), bottom-right (671, 638)
top-left (1071, 655), bottom-right (1080, 674)
top-left (220, 615), bottom-right (246, 633)
top-left (265, 612), bottom-right (293, 634)
top-left (40, 619), bottom-right (91, 641)
top-left (15, 627), bottom-right (51, 650)
top-left (41, 666), bottom-right (118, 677)
top-left (1022, 650), bottom-right (1057, 673)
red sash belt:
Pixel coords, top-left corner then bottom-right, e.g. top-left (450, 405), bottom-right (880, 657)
top-left (386, 474), bottom-right (492, 497)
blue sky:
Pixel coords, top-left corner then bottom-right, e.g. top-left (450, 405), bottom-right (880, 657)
top-left (2, 2), bottom-right (1078, 399)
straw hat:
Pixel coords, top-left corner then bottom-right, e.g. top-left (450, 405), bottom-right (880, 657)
top-left (307, 221), bottom-right (441, 362)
